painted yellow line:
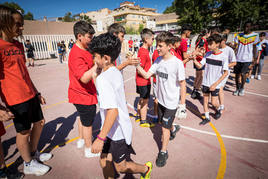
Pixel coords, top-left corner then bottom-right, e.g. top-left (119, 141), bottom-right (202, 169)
top-left (5, 100), bottom-right (68, 130)
top-left (209, 122), bottom-right (227, 179)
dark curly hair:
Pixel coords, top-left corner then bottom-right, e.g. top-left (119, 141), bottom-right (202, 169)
top-left (207, 34), bottom-right (222, 45)
top-left (89, 32), bottom-right (121, 62)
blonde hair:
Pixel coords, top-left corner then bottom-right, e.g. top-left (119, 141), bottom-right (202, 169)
top-left (0, 5), bottom-right (16, 39)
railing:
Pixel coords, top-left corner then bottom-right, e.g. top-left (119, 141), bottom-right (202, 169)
top-left (18, 34), bottom-right (75, 60)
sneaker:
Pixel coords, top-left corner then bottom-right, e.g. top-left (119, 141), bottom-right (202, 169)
top-left (77, 138), bottom-right (85, 149)
top-left (233, 89), bottom-right (239, 96)
top-left (245, 78), bottom-right (250, 83)
top-left (0, 167), bottom-right (24, 179)
top-left (135, 115), bottom-right (141, 122)
top-left (34, 151), bottom-right (52, 162)
top-left (23, 159), bottom-right (50, 176)
top-left (257, 75), bottom-right (261, 80)
top-left (84, 148), bottom-right (100, 158)
top-left (250, 75), bottom-right (255, 79)
top-left (169, 124), bottom-right (180, 140)
top-left (199, 118), bottom-right (210, 125)
top-left (191, 89), bottom-right (197, 99)
top-left (140, 162), bottom-right (153, 179)
top-left (214, 109), bottom-right (222, 120)
top-left (156, 151), bottom-right (168, 167)
top-left (140, 120), bottom-right (155, 128)
top-left (238, 88), bottom-right (245, 96)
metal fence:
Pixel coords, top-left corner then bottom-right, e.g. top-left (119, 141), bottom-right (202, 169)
top-left (18, 35), bottom-right (75, 60)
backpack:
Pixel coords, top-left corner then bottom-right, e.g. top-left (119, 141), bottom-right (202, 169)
top-left (262, 43), bottom-right (268, 57)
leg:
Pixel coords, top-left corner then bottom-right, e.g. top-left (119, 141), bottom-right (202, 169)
top-left (218, 87), bottom-right (224, 107)
top-left (78, 118), bottom-right (83, 139)
top-left (83, 126), bottom-right (92, 148)
top-left (153, 98), bottom-right (158, 116)
top-left (258, 59), bottom-right (264, 76)
top-left (161, 127), bottom-right (170, 152)
top-left (100, 153), bottom-right (115, 179)
top-left (30, 119), bottom-right (45, 153)
top-left (203, 94), bottom-right (209, 114)
top-left (0, 139), bottom-right (5, 169)
top-left (211, 96), bottom-right (219, 111)
top-left (16, 130), bottom-right (32, 162)
top-left (114, 160), bottom-right (147, 174)
top-left (140, 98), bottom-right (149, 122)
top-left (196, 70), bottom-right (203, 90)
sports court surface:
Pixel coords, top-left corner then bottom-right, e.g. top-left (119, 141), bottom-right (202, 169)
top-left (2, 56), bottom-right (268, 179)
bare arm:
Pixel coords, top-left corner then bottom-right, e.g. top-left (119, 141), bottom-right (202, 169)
top-left (228, 62), bottom-right (237, 68)
top-left (210, 70), bottom-right (228, 91)
top-left (117, 57), bottom-right (140, 71)
top-left (182, 52), bottom-right (190, 64)
top-left (192, 59), bottom-right (203, 69)
top-left (136, 65), bottom-right (153, 79)
top-left (179, 80), bottom-right (186, 105)
top-left (80, 63), bottom-right (98, 84)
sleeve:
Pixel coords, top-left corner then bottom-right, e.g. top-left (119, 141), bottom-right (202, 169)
top-left (70, 56), bottom-right (89, 80)
top-left (254, 34), bottom-right (260, 45)
top-left (177, 61), bottom-right (185, 81)
top-left (222, 55), bottom-right (229, 71)
top-left (200, 57), bottom-right (206, 66)
top-left (148, 60), bottom-right (158, 75)
top-left (229, 48), bottom-right (236, 63)
top-left (97, 79), bottom-right (117, 109)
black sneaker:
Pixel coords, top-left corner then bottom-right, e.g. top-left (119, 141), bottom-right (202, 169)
top-left (191, 89), bottom-right (198, 99)
top-left (199, 118), bottom-right (210, 125)
top-left (214, 109), bottom-right (222, 120)
top-left (156, 151), bottom-right (168, 167)
top-left (169, 124), bottom-right (180, 140)
top-left (0, 167), bottom-right (24, 179)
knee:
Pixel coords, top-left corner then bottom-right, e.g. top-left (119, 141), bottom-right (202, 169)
top-left (115, 162), bottom-right (128, 173)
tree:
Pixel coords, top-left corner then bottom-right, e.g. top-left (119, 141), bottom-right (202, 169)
top-left (24, 12), bottom-right (34, 20)
top-left (79, 15), bottom-right (92, 24)
top-left (2, 2), bottom-right (34, 20)
top-left (63, 12), bottom-right (74, 22)
top-left (174, 0), bottom-right (219, 33)
top-left (138, 24), bottom-right (144, 34)
top-left (125, 26), bottom-right (137, 34)
top-left (163, 1), bottom-right (176, 14)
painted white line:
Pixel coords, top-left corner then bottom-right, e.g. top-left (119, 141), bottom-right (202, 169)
top-left (245, 91), bottom-right (268, 98)
top-left (127, 102), bottom-right (268, 143)
top-left (124, 76), bottom-right (135, 83)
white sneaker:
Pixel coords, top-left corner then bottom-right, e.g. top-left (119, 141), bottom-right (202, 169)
top-left (257, 75), bottom-right (261, 80)
top-left (84, 148), bottom-right (100, 158)
top-left (77, 139), bottom-right (85, 149)
top-left (250, 75), bottom-right (255, 79)
top-left (34, 151), bottom-right (53, 162)
top-left (23, 159), bottom-right (50, 176)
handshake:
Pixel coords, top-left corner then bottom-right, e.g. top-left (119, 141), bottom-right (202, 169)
top-left (125, 52), bottom-right (140, 66)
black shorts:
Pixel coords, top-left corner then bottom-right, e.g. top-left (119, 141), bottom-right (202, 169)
top-left (27, 53), bottom-right (34, 58)
top-left (202, 86), bottom-right (220, 96)
top-left (102, 138), bottom-right (136, 163)
top-left (234, 62), bottom-right (251, 74)
top-left (193, 63), bottom-right (205, 71)
top-left (8, 95), bottom-right (44, 133)
top-left (136, 85), bottom-right (151, 99)
top-left (157, 103), bottom-right (177, 129)
top-left (74, 104), bottom-right (96, 127)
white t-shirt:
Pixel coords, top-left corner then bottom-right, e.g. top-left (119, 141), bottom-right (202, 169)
top-left (201, 51), bottom-right (229, 89)
top-left (257, 39), bottom-right (268, 51)
top-left (149, 56), bottom-right (185, 110)
top-left (234, 32), bottom-right (259, 62)
top-left (96, 66), bottom-right (132, 145)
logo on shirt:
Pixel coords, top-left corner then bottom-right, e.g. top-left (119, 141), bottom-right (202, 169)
top-left (156, 71), bottom-right (168, 79)
top-left (3, 49), bottom-right (24, 56)
top-left (237, 34), bottom-right (258, 45)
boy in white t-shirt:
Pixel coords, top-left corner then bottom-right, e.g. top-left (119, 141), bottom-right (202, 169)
top-left (136, 31), bottom-right (186, 167)
top-left (192, 34), bottom-right (228, 125)
top-left (89, 33), bottom-right (152, 179)
top-left (218, 34), bottom-right (237, 111)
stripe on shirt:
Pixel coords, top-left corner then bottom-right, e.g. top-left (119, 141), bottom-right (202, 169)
top-left (206, 58), bottom-right (223, 66)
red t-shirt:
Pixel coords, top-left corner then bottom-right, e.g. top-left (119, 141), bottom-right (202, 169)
top-left (0, 39), bottom-right (36, 106)
top-left (152, 50), bottom-right (159, 83)
top-left (196, 37), bottom-right (209, 62)
top-left (68, 44), bottom-right (97, 105)
top-left (176, 38), bottom-right (188, 67)
top-left (128, 40), bottom-right (133, 48)
top-left (136, 47), bottom-right (151, 86)
top-left (170, 48), bottom-right (182, 60)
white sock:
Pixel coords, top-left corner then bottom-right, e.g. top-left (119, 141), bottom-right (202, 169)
top-left (205, 112), bottom-right (210, 119)
top-left (220, 105), bottom-right (224, 110)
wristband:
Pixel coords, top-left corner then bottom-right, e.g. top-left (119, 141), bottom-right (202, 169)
top-left (97, 135), bottom-right (106, 142)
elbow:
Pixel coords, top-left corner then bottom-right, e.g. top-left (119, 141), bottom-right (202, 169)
top-left (80, 77), bottom-right (89, 84)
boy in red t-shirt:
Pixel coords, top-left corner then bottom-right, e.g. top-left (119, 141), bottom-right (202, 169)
top-left (0, 6), bottom-right (51, 176)
top-left (176, 24), bottom-right (193, 67)
top-left (136, 28), bottom-right (154, 128)
top-left (68, 21), bottom-right (99, 158)
top-left (170, 36), bottom-right (181, 60)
